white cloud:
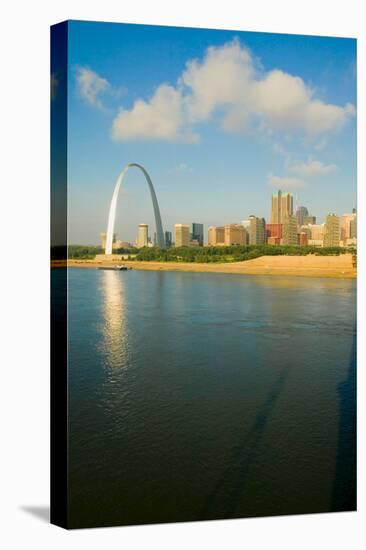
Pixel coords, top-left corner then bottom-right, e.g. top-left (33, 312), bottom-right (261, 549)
top-left (111, 39), bottom-right (355, 142)
top-left (253, 72), bottom-right (354, 135)
top-left (111, 85), bottom-right (198, 142)
top-left (289, 159), bottom-right (337, 176)
top-left (272, 142), bottom-right (289, 156)
top-left (268, 175), bottom-right (305, 189)
top-left (181, 40), bottom-right (254, 122)
top-left (176, 163), bottom-right (191, 172)
top-left (75, 67), bottom-right (110, 108)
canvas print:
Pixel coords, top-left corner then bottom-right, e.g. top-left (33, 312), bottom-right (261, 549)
top-left (51, 20), bottom-right (357, 529)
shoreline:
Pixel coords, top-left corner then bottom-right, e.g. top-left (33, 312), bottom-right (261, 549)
top-left (58, 254), bottom-right (356, 279)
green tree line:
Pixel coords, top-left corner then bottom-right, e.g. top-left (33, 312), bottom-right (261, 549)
top-left (67, 245), bottom-right (135, 259)
top-left (66, 244), bottom-right (356, 263)
top-left (134, 244), bottom-right (356, 263)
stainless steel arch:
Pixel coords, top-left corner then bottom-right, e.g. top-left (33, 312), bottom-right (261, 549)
top-left (105, 163), bottom-right (165, 254)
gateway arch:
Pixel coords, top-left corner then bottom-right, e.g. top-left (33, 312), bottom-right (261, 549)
top-left (105, 163), bottom-right (165, 254)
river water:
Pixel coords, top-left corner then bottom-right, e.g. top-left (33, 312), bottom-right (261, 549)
top-left (65, 268), bottom-right (356, 528)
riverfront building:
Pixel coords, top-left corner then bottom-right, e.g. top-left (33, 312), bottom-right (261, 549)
top-left (192, 223), bottom-right (204, 246)
top-left (306, 223), bottom-right (325, 247)
top-left (295, 206), bottom-right (309, 227)
top-left (282, 215), bottom-right (298, 245)
top-left (175, 224), bottom-right (190, 247)
top-left (208, 226), bottom-right (225, 246)
top-left (266, 223), bottom-right (283, 245)
top-left (324, 214), bottom-right (340, 247)
top-left (299, 232), bottom-right (309, 246)
top-left (165, 231), bottom-right (172, 247)
top-left (137, 224), bottom-right (149, 248)
top-left (304, 215), bottom-right (317, 225)
top-left (266, 223), bottom-right (283, 239)
top-left (248, 216), bottom-right (266, 245)
top-left (340, 212), bottom-right (357, 242)
top-left (350, 216), bottom-right (357, 239)
top-left (224, 224), bottom-right (247, 245)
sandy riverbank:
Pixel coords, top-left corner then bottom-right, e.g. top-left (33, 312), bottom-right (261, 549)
top-left (63, 254), bottom-right (356, 279)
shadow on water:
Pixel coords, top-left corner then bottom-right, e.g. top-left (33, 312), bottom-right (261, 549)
top-left (200, 363), bottom-right (291, 520)
top-left (331, 327), bottom-right (356, 511)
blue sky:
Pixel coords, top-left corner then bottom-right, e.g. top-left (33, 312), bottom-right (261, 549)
top-left (65, 20), bottom-right (356, 244)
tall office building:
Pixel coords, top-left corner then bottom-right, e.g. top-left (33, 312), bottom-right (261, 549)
top-left (299, 232), bottom-right (308, 246)
top-left (192, 223), bottom-right (204, 246)
top-left (340, 212), bottom-right (357, 242)
top-left (174, 224), bottom-right (190, 247)
top-left (350, 208), bottom-right (357, 241)
top-left (266, 223), bottom-right (283, 245)
top-left (324, 214), bottom-right (340, 247)
top-left (224, 224), bottom-right (247, 245)
top-left (300, 225), bottom-right (312, 238)
top-left (165, 231), bottom-right (172, 247)
top-left (266, 223), bottom-right (283, 239)
top-left (271, 190), bottom-right (293, 224)
top-left (307, 223), bottom-right (325, 247)
top-left (137, 224), bottom-right (148, 248)
top-left (248, 216), bottom-right (266, 245)
top-left (303, 215), bottom-right (316, 225)
top-left (350, 216), bottom-right (357, 239)
top-left (295, 206), bottom-right (309, 226)
top-left (282, 215), bottom-right (298, 245)
top-left (241, 219), bottom-right (251, 229)
top-left (208, 226), bottom-right (225, 246)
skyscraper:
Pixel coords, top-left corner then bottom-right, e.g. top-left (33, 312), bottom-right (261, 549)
top-left (208, 226), bottom-right (225, 246)
top-left (340, 212), bottom-right (357, 242)
top-left (174, 224), bottom-right (190, 247)
top-left (303, 215), bottom-right (317, 225)
top-left (350, 209), bottom-right (357, 241)
top-left (324, 214), bottom-right (340, 247)
top-left (282, 215), bottom-right (298, 245)
top-left (299, 232), bottom-right (308, 246)
top-left (295, 206), bottom-right (309, 226)
top-left (192, 223), bottom-right (204, 246)
top-left (350, 216), bottom-right (357, 239)
top-left (248, 216), bottom-right (266, 245)
top-left (137, 224), bottom-right (148, 248)
top-left (271, 190), bottom-right (293, 224)
top-left (266, 224), bottom-right (283, 239)
top-left (266, 223), bottom-right (283, 245)
top-left (224, 224), bottom-right (247, 245)
top-left (165, 231), bottom-right (172, 247)
top-left (307, 223), bottom-right (325, 247)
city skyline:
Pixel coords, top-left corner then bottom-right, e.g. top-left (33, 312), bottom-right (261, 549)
top-left (66, 21), bottom-right (356, 244)
top-left (101, 187), bottom-right (356, 250)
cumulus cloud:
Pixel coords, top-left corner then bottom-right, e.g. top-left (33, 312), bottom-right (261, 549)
top-left (181, 40), bottom-right (255, 122)
top-left (272, 142), bottom-right (289, 156)
top-left (289, 159), bottom-right (337, 176)
top-left (176, 162), bottom-right (192, 172)
top-left (75, 67), bottom-right (110, 108)
top-left (111, 39), bottom-right (355, 142)
top-left (112, 85), bottom-right (198, 142)
top-left (268, 175), bottom-right (305, 189)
